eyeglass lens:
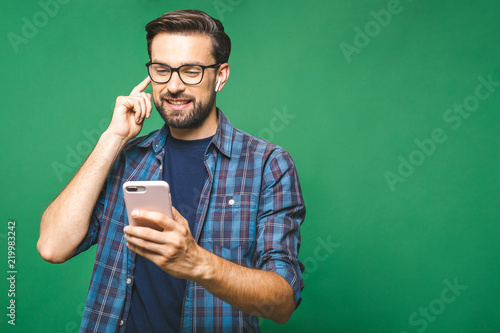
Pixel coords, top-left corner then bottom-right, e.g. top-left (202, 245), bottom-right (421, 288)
top-left (149, 64), bottom-right (204, 84)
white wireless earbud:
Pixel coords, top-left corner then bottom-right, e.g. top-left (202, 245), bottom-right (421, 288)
top-left (215, 77), bottom-right (221, 92)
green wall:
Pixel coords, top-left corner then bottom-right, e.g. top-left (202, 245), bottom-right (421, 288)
top-left (1, 0), bottom-right (499, 332)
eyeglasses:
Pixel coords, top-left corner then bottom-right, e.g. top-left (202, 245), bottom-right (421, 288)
top-left (146, 61), bottom-right (220, 85)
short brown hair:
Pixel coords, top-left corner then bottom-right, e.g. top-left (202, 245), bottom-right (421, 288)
top-left (145, 9), bottom-right (231, 64)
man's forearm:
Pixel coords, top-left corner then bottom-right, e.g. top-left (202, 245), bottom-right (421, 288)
top-left (196, 248), bottom-right (296, 324)
top-left (38, 131), bottom-right (127, 263)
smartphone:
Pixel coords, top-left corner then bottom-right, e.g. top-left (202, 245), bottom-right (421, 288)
top-left (122, 180), bottom-right (173, 231)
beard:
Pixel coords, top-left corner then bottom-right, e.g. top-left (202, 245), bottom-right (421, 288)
top-left (153, 85), bottom-right (216, 130)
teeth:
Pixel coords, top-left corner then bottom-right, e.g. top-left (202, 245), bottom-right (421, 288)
top-left (168, 100), bottom-right (189, 105)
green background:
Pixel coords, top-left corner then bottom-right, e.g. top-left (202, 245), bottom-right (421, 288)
top-left (1, 0), bottom-right (499, 332)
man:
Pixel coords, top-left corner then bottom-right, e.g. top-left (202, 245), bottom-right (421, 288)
top-left (38, 9), bottom-right (305, 332)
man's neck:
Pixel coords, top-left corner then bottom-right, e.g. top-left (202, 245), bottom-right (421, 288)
top-left (168, 108), bottom-right (218, 141)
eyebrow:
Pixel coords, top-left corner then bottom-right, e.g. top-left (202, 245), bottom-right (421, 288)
top-left (151, 59), bottom-right (205, 66)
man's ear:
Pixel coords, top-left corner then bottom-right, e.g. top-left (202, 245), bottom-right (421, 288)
top-left (215, 63), bottom-right (230, 92)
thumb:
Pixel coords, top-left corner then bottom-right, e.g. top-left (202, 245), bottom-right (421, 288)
top-left (171, 206), bottom-right (190, 229)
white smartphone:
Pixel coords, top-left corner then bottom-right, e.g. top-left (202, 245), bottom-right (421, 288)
top-left (122, 180), bottom-right (173, 231)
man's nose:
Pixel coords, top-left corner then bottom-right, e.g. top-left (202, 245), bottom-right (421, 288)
top-left (166, 71), bottom-right (186, 94)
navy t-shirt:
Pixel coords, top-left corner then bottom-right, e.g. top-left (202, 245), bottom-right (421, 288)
top-left (126, 133), bottom-right (212, 333)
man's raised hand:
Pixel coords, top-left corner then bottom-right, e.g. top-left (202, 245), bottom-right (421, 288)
top-left (106, 77), bottom-right (153, 141)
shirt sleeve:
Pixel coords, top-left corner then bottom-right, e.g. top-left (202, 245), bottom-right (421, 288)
top-left (254, 149), bottom-right (306, 308)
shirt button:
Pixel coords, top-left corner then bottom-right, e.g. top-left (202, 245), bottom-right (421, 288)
top-left (228, 199), bottom-right (235, 206)
top-left (120, 320), bottom-right (124, 326)
top-left (126, 278), bottom-right (132, 285)
top-left (159, 165), bottom-right (163, 170)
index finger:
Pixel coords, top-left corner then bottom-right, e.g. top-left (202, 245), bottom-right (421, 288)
top-left (130, 76), bottom-right (151, 95)
top-left (131, 210), bottom-right (177, 231)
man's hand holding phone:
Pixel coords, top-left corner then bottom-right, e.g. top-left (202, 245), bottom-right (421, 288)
top-left (123, 205), bottom-right (211, 282)
top-left (123, 180), bottom-right (210, 281)
top-left (106, 76), bottom-right (153, 142)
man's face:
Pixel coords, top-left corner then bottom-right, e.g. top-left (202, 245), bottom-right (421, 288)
top-left (149, 33), bottom-right (218, 129)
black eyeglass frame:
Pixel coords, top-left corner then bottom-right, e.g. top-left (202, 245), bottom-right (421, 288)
top-left (145, 61), bottom-right (221, 85)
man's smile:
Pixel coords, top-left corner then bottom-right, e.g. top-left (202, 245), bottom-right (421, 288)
top-left (164, 99), bottom-right (193, 110)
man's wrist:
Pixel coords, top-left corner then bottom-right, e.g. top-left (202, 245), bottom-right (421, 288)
top-left (194, 246), bottom-right (219, 285)
top-left (100, 130), bottom-right (130, 151)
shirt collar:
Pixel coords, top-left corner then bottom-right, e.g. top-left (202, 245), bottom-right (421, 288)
top-left (135, 108), bottom-right (233, 158)
top-left (211, 108), bottom-right (233, 158)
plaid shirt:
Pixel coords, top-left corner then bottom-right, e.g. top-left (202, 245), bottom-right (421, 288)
top-left (73, 109), bottom-right (305, 332)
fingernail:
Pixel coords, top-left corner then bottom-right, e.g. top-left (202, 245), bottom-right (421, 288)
top-left (131, 210), bottom-right (139, 217)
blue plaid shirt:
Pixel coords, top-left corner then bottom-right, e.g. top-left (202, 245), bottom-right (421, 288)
top-left (73, 109), bottom-right (305, 332)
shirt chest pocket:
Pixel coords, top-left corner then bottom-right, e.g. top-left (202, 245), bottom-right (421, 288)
top-left (203, 193), bottom-right (258, 266)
